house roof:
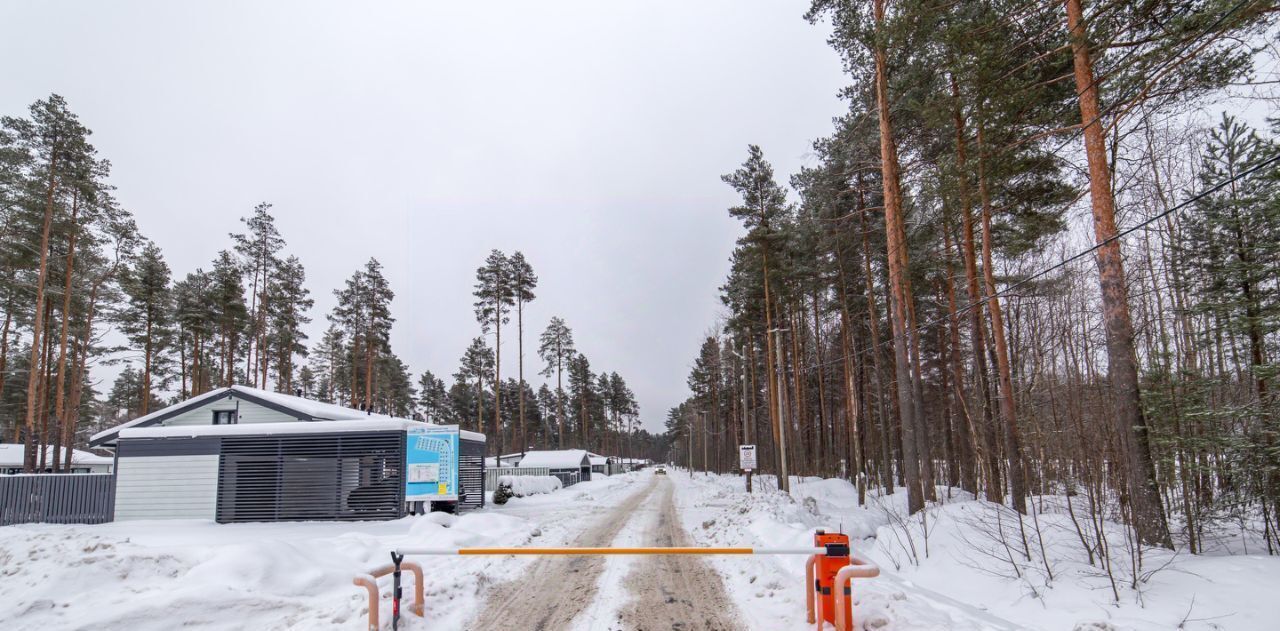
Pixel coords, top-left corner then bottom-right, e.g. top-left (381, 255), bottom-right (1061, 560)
top-left (118, 418), bottom-right (428, 439)
top-left (0, 444), bottom-right (114, 467)
top-left (516, 449), bottom-right (591, 469)
top-left (90, 385), bottom-right (485, 447)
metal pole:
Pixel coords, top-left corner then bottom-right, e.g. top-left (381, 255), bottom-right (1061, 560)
top-left (390, 551), bottom-right (404, 630)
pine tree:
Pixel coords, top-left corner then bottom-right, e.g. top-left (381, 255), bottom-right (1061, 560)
top-left (267, 255), bottom-right (312, 394)
top-left (208, 250), bottom-right (248, 387)
top-left (2, 94), bottom-right (98, 471)
top-left (568, 352), bottom-right (595, 450)
top-left (474, 250), bottom-right (514, 455)
top-left (172, 269), bottom-right (213, 397)
top-left (416, 370), bottom-right (449, 423)
top-left (231, 202), bottom-right (283, 389)
top-left (330, 258), bottom-right (395, 409)
top-left (455, 337), bottom-right (495, 433)
top-left (509, 251), bottom-right (538, 454)
top-left (118, 241), bottom-right (173, 416)
top-left (722, 144), bottom-right (794, 492)
top-left (538, 316), bottom-right (575, 448)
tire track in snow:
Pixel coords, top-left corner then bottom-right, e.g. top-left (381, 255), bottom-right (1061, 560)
top-left (616, 477), bottom-right (744, 631)
top-left (467, 476), bottom-right (658, 630)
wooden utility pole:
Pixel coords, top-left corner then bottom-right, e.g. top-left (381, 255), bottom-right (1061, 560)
top-left (771, 328), bottom-right (790, 493)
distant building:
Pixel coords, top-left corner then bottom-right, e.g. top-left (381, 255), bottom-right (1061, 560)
top-left (0, 444), bottom-right (114, 475)
top-left (515, 450), bottom-right (592, 484)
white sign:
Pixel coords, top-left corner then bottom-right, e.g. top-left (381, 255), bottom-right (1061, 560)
top-left (739, 444), bottom-right (757, 471)
top-left (408, 463), bottom-right (440, 483)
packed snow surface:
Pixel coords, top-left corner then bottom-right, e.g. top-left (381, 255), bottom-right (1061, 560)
top-left (3, 468), bottom-right (1278, 630)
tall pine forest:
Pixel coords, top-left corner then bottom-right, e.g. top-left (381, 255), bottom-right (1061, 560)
top-left (669, 0), bottom-right (1280, 558)
top-left (0, 97), bottom-right (661, 472)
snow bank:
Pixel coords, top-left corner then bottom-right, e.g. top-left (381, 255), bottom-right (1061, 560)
top-left (673, 470), bottom-right (1280, 631)
top-left (0, 472), bottom-right (652, 630)
top-left (497, 475), bottom-right (562, 497)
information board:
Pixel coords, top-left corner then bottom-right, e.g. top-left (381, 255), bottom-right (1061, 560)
top-left (739, 444), bottom-right (757, 471)
top-left (405, 427), bottom-right (459, 501)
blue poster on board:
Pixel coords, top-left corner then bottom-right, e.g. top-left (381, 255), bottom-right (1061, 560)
top-left (405, 426), bottom-right (459, 501)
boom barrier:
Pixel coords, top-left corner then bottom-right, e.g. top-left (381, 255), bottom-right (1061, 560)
top-left (360, 530), bottom-right (878, 630)
top-left (397, 545), bottom-right (828, 556)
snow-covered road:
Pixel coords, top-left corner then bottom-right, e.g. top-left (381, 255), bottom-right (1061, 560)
top-left (4, 468), bottom-right (1277, 630)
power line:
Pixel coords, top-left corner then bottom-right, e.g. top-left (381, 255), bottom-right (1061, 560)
top-left (796, 150), bottom-right (1279, 374)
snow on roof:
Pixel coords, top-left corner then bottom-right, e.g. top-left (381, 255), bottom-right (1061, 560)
top-left (516, 450), bottom-right (590, 469)
top-left (89, 387), bottom-right (231, 443)
top-left (0, 443), bottom-right (113, 466)
top-left (91, 385), bottom-right (485, 444)
top-left (118, 419), bottom-right (485, 442)
top-left (588, 455), bottom-right (609, 465)
top-left (121, 418), bottom-right (418, 439)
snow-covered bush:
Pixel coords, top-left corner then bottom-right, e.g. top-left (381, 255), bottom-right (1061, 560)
top-left (493, 475), bottom-right (562, 504)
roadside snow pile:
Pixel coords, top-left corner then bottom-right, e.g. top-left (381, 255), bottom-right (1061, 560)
top-left (863, 495), bottom-right (1280, 631)
top-left (498, 474), bottom-right (562, 496)
top-left (674, 471), bottom-right (1280, 631)
top-left (493, 475), bottom-right (562, 504)
top-left (673, 471), bottom-right (1002, 630)
top-left (0, 514), bottom-right (542, 631)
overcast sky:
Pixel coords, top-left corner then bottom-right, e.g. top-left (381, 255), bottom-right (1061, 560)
top-left (1, 1), bottom-right (848, 431)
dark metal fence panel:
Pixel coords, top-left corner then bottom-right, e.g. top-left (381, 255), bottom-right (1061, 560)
top-left (216, 431), bottom-right (404, 523)
top-left (458, 438), bottom-right (486, 510)
top-left (0, 474), bottom-right (116, 526)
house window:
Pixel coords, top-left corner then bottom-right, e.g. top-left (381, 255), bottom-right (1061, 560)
top-left (213, 410), bottom-right (237, 425)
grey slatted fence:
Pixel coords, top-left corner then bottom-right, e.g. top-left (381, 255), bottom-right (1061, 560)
top-left (0, 473), bottom-right (116, 526)
top-left (550, 471), bottom-right (581, 488)
top-left (484, 466), bottom-right (551, 491)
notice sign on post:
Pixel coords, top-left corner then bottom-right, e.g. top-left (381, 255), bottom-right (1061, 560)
top-left (406, 427), bottom-right (459, 502)
top-left (739, 444), bottom-right (757, 471)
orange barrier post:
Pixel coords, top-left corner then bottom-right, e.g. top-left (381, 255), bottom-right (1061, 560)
top-left (811, 530), bottom-right (851, 627)
top-left (805, 555), bottom-right (819, 624)
top-left (833, 558), bottom-right (880, 631)
top-left (353, 560), bottom-right (425, 631)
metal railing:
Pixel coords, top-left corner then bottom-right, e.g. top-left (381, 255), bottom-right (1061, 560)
top-left (0, 473), bottom-right (115, 526)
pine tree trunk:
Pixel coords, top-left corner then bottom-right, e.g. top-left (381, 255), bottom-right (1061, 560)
top-left (38, 309), bottom-right (54, 470)
top-left (943, 223), bottom-right (978, 494)
top-left (557, 352), bottom-right (565, 449)
top-left (976, 118), bottom-right (1028, 514)
top-left (858, 198), bottom-right (895, 494)
top-left (0, 307), bottom-right (11, 442)
top-left (872, 0), bottom-right (923, 513)
top-left (1065, 0), bottom-right (1172, 548)
top-left (952, 81), bottom-right (1002, 502)
top-left (23, 150), bottom-right (58, 472)
top-left (64, 270), bottom-right (108, 470)
top-left (52, 191), bottom-right (80, 472)
top-left (517, 297), bottom-right (526, 452)
top-left (494, 309), bottom-right (502, 458)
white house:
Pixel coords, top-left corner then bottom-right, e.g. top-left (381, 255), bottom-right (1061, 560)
top-left (0, 444), bottom-right (115, 475)
top-left (89, 385), bottom-right (486, 523)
